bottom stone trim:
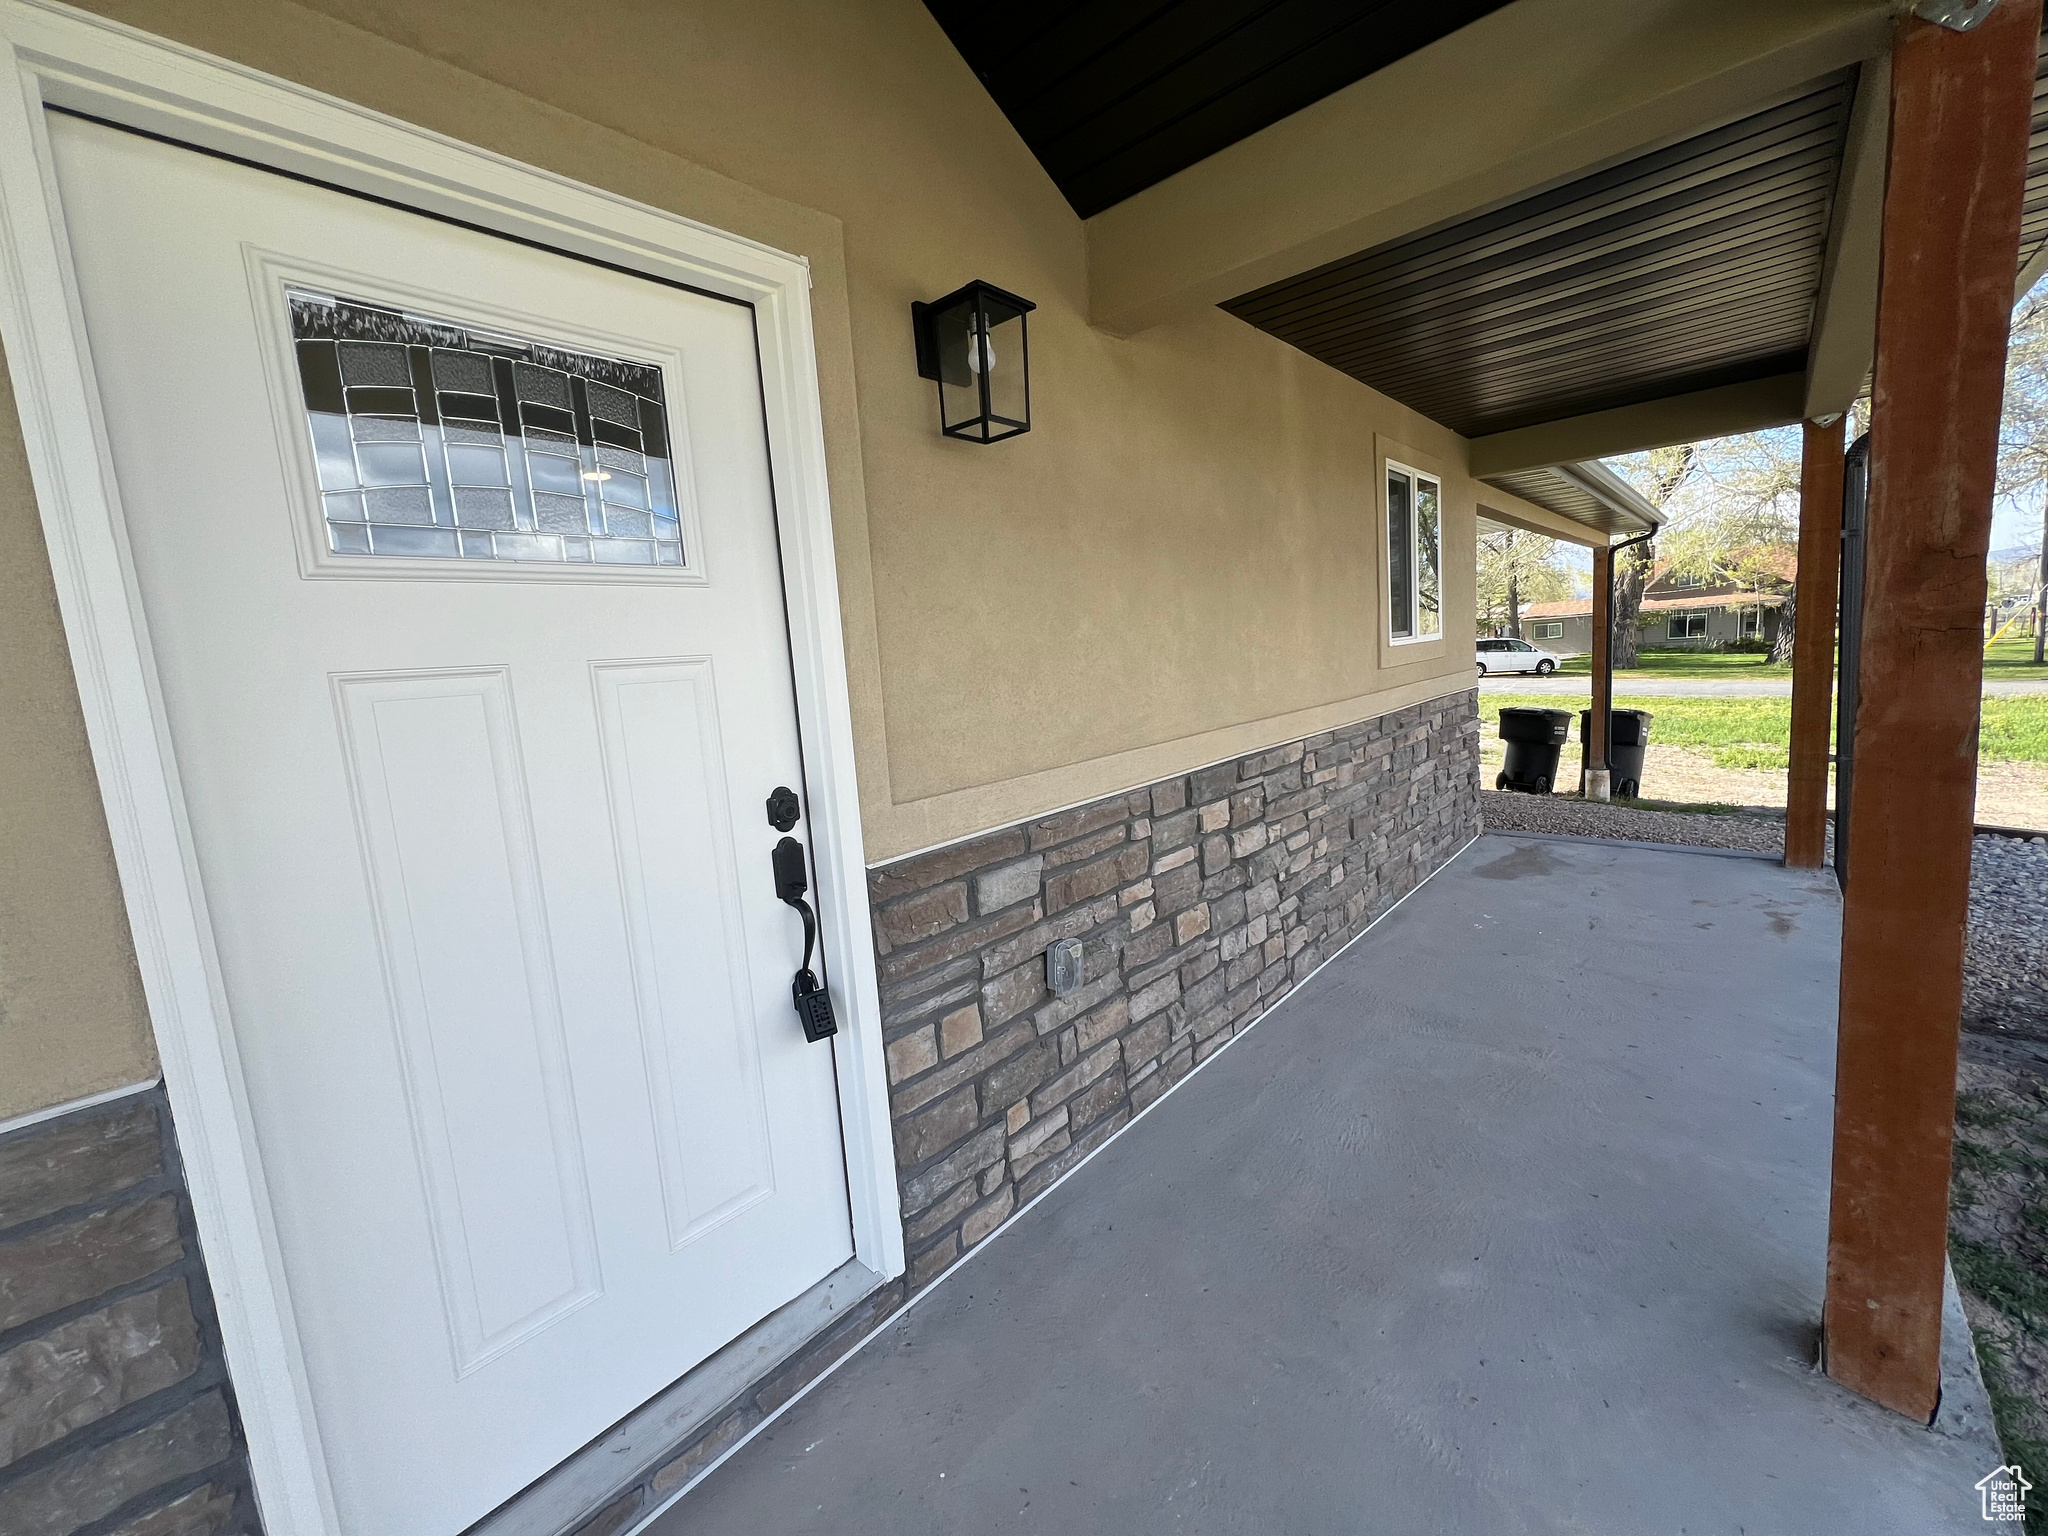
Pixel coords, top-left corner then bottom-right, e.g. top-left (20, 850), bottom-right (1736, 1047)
top-left (869, 691), bottom-right (1481, 1295)
top-left (547, 692), bottom-right (1478, 1533)
top-left (0, 695), bottom-right (1475, 1536)
top-left (0, 1089), bottom-right (258, 1536)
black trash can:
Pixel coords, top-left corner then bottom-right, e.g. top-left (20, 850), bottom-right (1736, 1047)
top-left (1579, 708), bottom-right (1654, 798)
top-left (1496, 707), bottom-right (1572, 794)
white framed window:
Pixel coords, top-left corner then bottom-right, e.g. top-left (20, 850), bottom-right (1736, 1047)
top-left (1669, 571), bottom-right (1706, 588)
top-left (1386, 461), bottom-right (1441, 643)
top-left (1668, 612), bottom-right (1708, 639)
top-left (1533, 620), bottom-right (1563, 640)
top-left (1738, 607), bottom-right (1763, 638)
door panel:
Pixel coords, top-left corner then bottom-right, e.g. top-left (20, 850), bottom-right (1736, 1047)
top-left (335, 667), bottom-right (602, 1371)
top-left (591, 657), bottom-right (778, 1248)
top-left (49, 113), bottom-right (853, 1534)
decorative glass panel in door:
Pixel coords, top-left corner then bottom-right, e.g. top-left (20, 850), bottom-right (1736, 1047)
top-left (291, 290), bottom-right (682, 565)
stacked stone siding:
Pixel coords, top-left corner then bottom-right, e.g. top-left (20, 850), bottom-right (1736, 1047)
top-left (0, 1091), bottom-right (258, 1536)
top-left (0, 693), bottom-right (1473, 1536)
top-left (869, 691), bottom-right (1480, 1291)
top-left (578, 694), bottom-right (1476, 1530)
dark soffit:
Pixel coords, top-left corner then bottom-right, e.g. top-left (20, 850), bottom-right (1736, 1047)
top-left (923, 0), bottom-right (1518, 219)
top-left (1483, 467), bottom-right (1648, 539)
top-left (2017, 24), bottom-right (2048, 286)
top-left (1223, 75), bottom-right (1856, 440)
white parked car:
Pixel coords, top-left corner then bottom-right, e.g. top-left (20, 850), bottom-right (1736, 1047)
top-left (1476, 637), bottom-right (1560, 676)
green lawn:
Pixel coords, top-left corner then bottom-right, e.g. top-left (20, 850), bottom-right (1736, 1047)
top-left (1540, 635), bottom-right (2048, 682)
top-left (1554, 648), bottom-right (1793, 680)
top-left (1487, 691), bottom-right (2048, 770)
top-left (1984, 633), bottom-right (2048, 681)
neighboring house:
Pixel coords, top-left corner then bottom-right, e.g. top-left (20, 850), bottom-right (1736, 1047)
top-left (1514, 605), bottom-right (1595, 654)
top-left (0, 4), bottom-right (2018, 1534)
top-left (1519, 561), bottom-right (1793, 655)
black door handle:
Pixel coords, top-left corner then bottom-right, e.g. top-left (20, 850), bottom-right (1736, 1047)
top-left (772, 835), bottom-right (837, 1042)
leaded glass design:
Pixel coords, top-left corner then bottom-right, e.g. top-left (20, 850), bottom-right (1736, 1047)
top-left (289, 291), bottom-right (682, 566)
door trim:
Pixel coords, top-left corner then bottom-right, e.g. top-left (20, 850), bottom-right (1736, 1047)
top-left (0, 5), bottom-right (897, 1532)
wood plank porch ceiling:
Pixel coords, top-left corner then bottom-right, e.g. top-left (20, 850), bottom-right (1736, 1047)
top-left (1223, 77), bottom-right (1856, 441)
top-left (2018, 23), bottom-right (2048, 286)
top-left (1481, 468), bottom-right (1644, 539)
top-left (923, 0), bottom-right (1514, 219)
top-left (928, 10), bottom-right (2048, 544)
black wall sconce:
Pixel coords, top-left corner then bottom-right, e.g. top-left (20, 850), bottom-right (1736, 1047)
top-left (911, 279), bottom-right (1034, 443)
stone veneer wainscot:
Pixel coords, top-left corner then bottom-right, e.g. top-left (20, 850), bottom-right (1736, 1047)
top-left (869, 691), bottom-right (1481, 1289)
top-left (0, 693), bottom-right (1477, 1536)
top-left (0, 1092), bottom-right (259, 1535)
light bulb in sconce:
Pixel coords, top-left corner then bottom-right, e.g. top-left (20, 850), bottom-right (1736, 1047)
top-left (966, 317), bottom-right (996, 375)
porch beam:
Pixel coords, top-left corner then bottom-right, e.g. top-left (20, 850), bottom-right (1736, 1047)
top-left (1466, 373), bottom-right (1807, 480)
top-left (1823, 0), bottom-right (2039, 1421)
top-left (1086, 1), bottom-right (1893, 336)
top-left (1804, 56), bottom-right (1890, 419)
top-left (1785, 417), bottom-right (1845, 869)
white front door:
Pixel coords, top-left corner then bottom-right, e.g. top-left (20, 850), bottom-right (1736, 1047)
top-left (49, 113), bottom-right (853, 1534)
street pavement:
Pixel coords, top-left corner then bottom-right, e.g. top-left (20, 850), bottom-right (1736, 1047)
top-left (1479, 672), bottom-right (2048, 698)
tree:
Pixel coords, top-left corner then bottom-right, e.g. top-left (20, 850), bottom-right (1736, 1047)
top-left (1606, 433), bottom-right (1803, 662)
top-left (1476, 528), bottom-right (1573, 636)
top-left (1997, 281), bottom-right (2048, 662)
top-left (1602, 445), bottom-right (1700, 667)
top-left (1575, 277), bottom-right (2048, 679)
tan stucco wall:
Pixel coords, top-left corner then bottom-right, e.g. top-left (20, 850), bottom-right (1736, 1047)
top-left (0, 354), bottom-right (156, 1120)
top-left (64, 0), bottom-right (1484, 843)
top-left (3, 0), bottom-right (1502, 1110)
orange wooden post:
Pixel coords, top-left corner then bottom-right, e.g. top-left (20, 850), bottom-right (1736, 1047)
top-left (1584, 543), bottom-right (1611, 799)
top-left (1785, 418), bottom-right (1845, 869)
top-left (1824, 0), bottom-right (2039, 1421)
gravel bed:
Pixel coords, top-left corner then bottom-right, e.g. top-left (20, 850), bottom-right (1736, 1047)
top-left (1479, 789), bottom-right (1792, 854)
top-left (1948, 1056), bottom-right (2048, 1486)
top-left (1965, 832), bottom-right (2048, 1044)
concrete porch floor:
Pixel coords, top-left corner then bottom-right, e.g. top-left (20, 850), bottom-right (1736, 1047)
top-left (652, 834), bottom-right (1998, 1534)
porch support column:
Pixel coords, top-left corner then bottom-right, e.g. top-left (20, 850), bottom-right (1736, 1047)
top-left (1823, 0), bottom-right (2038, 1421)
top-left (1584, 542), bottom-right (1611, 800)
top-left (1785, 417), bottom-right (1846, 869)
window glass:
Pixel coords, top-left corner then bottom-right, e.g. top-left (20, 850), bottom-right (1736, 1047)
top-left (1415, 477), bottom-right (1441, 638)
top-left (1386, 464), bottom-right (1442, 645)
top-left (290, 289), bottom-right (681, 566)
top-left (1387, 469), bottom-right (1414, 640)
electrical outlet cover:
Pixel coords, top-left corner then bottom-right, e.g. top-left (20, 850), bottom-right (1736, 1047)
top-left (1047, 936), bottom-right (1084, 996)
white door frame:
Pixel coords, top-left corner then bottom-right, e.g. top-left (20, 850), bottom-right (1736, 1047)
top-left (0, 4), bottom-right (900, 1532)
